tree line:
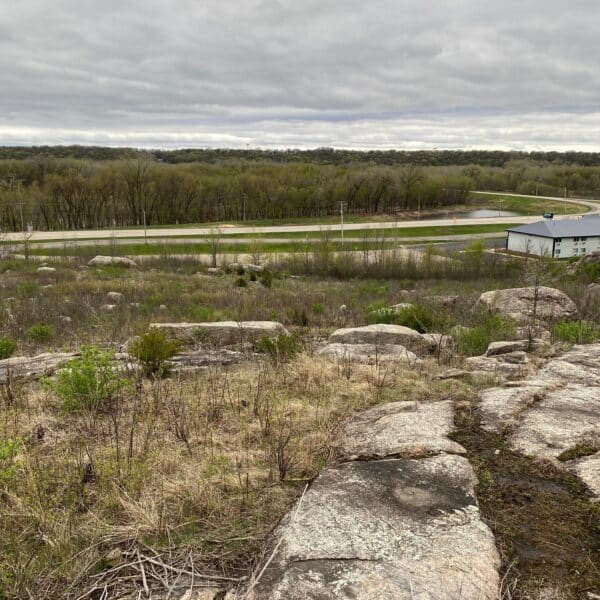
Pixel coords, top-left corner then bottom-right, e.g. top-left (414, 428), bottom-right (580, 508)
top-left (4, 146), bottom-right (600, 167)
top-left (0, 159), bottom-right (472, 230)
top-left (0, 155), bottom-right (600, 231)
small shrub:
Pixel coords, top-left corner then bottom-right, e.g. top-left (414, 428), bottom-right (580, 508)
top-left (582, 262), bottom-right (600, 281)
top-left (311, 302), bottom-right (325, 315)
top-left (367, 302), bottom-right (437, 333)
top-left (552, 320), bottom-right (600, 345)
top-left (260, 270), bottom-right (273, 288)
top-left (249, 272), bottom-right (257, 282)
top-left (49, 346), bottom-right (128, 413)
top-left (255, 334), bottom-right (301, 363)
top-left (236, 265), bottom-right (245, 276)
top-left (129, 329), bottom-right (182, 376)
top-left (235, 276), bottom-right (247, 287)
top-left (455, 314), bottom-right (516, 356)
top-left (26, 323), bottom-right (55, 343)
top-left (16, 282), bottom-right (39, 298)
top-left (0, 337), bottom-right (17, 359)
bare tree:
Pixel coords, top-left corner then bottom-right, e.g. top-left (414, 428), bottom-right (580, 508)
top-left (207, 227), bottom-right (222, 268)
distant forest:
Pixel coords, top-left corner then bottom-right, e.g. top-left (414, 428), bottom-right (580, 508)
top-left (0, 146), bottom-right (599, 230)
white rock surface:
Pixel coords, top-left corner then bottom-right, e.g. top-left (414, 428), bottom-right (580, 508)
top-left (338, 400), bottom-right (466, 460)
top-left (151, 321), bottom-right (289, 346)
top-left (253, 455), bottom-right (500, 599)
top-left (88, 255), bottom-right (138, 268)
top-left (0, 352), bottom-right (79, 382)
top-left (317, 343), bottom-right (419, 364)
top-left (465, 351), bottom-right (530, 378)
top-left (509, 384), bottom-right (600, 460)
top-left (485, 339), bottom-right (547, 356)
top-left (478, 382), bottom-right (552, 433)
top-left (37, 266), bottom-right (56, 274)
top-left (328, 324), bottom-right (430, 353)
top-left (106, 291), bottom-right (124, 303)
top-left (474, 286), bottom-right (577, 325)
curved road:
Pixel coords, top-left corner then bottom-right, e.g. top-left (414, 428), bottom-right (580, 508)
top-left (3, 192), bottom-right (598, 243)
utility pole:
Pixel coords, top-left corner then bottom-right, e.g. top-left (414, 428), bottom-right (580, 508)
top-left (143, 208), bottom-right (147, 245)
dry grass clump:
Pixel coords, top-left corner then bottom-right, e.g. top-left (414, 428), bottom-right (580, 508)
top-left (0, 352), bottom-right (456, 598)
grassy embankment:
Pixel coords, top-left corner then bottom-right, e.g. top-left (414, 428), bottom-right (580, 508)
top-left (469, 192), bottom-right (590, 215)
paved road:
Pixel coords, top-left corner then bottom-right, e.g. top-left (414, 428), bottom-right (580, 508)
top-left (3, 192), bottom-right (597, 243)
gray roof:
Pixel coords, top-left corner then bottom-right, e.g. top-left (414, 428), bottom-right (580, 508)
top-left (507, 214), bottom-right (600, 238)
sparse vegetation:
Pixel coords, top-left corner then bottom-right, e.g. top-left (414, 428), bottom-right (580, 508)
top-left (129, 328), bottom-right (182, 377)
top-left (26, 323), bottom-right (55, 344)
top-left (455, 313), bottom-right (516, 356)
top-left (0, 337), bottom-right (17, 359)
top-left (48, 346), bottom-right (130, 413)
top-left (552, 319), bottom-right (600, 345)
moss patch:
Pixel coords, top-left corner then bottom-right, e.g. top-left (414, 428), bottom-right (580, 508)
top-left (451, 401), bottom-right (600, 599)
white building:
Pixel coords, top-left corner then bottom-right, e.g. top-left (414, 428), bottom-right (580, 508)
top-left (506, 214), bottom-right (600, 258)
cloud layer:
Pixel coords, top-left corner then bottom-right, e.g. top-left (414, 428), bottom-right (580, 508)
top-left (1, 1), bottom-right (599, 149)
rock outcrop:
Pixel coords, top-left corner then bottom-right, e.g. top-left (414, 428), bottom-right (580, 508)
top-left (252, 455), bottom-right (500, 599)
top-left (0, 352), bottom-right (79, 382)
top-left (327, 324), bottom-right (437, 355)
top-left (338, 400), bottom-right (465, 460)
top-left (474, 286), bottom-right (577, 325)
top-left (88, 255), bottom-right (139, 268)
top-left (465, 351), bottom-right (531, 379)
top-left (316, 343), bottom-right (419, 364)
top-left (477, 342), bottom-right (600, 501)
top-left (250, 392), bottom-right (500, 599)
top-left (151, 321), bottom-right (289, 346)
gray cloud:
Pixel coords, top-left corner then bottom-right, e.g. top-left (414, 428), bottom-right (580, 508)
top-left (1, 0), bottom-right (599, 148)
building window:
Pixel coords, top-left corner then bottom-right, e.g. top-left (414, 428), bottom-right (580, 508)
top-left (554, 249), bottom-right (561, 256)
top-left (555, 238), bottom-right (562, 243)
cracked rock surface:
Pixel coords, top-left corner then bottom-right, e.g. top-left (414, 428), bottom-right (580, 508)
top-left (253, 455), bottom-right (500, 599)
top-left (478, 343), bottom-right (600, 500)
top-left (0, 352), bottom-right (79, 383)
top-left (316, 343), bottom-right (420, 364)
top-left (338, 400), bottom-right (465, 460)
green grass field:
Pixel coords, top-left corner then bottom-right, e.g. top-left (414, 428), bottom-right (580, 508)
top-left (469, 192), bottom-right (589, 215)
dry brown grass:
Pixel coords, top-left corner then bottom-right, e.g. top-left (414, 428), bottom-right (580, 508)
top-left (0, 351), bottom-right (462, 599)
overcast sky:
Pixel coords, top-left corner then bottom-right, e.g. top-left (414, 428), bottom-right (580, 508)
top-left (2, 0), bottom-right (599, 150)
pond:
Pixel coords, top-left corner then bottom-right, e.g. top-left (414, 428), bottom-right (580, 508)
top-left (426, 209), bottom-right (521, 220)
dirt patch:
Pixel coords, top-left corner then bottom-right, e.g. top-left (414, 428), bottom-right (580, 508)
top-left (451, 401), bottom-right (600, 599)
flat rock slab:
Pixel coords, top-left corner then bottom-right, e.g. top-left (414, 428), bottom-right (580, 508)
top-left (478, 381), bottom-right (552, 433)
top-left (510, 384), bottom-right (600, 460)
top-left (566, 452), bottom-right (600, 501)
top-left (253, 455), bottom-right (500, 599)
top-left (328, 324), bottom-right (432, 354)
top-left (317, 343), bottom-right (419, 364)
top-left (338, 401), bottom-right (465, 460)
top-left (0, 352), bottom-right (79, 382)
top-left (538, 343), bottom-right (600, 385)
top-left (151, 321), bottom-right (289, 346)
top-left (465, 351), bottom-right (530, 379)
